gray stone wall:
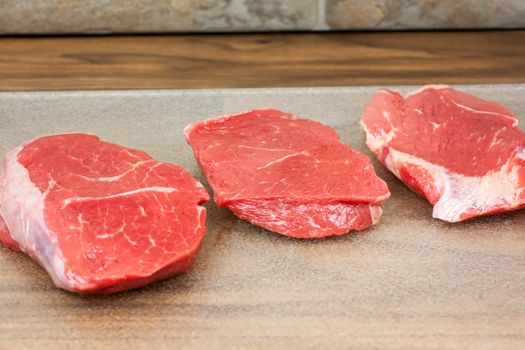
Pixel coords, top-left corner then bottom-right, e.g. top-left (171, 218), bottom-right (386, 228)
top-left (0, 0), bottom-right (523, 34)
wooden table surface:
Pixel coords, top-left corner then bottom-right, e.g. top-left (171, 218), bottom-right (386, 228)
top-left (1, 30), bottom-right (524, 91)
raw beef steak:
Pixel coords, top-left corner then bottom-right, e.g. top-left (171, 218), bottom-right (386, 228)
top-left (361, 85), bottom-right (525, 222)
top-left (0, 134), bottom-right (209, 293)
top-left (185, 109), bottom-right (390, 238)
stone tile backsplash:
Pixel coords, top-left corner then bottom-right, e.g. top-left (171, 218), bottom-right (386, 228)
top-left (326, 0), bottom-right (525, 30)
top-left (0, 0), bottom-right (523, 34)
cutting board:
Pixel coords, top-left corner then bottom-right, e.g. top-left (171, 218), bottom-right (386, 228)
top-left (0, 85), bottom-right (524, 349)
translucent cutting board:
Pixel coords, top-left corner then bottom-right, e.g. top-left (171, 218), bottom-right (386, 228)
top-left (0, 85), bottom-right (524, 349)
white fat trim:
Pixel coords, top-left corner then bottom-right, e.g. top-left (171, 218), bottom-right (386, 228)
top-left (360, 120), bottom-right (386, 153)
top-left (75, 160), bottom-right (154, 182)
top-left (184, 109), bottom-right (298, 140)
top-left (307, 217), bottom-right (322, 229)
top-left (193, 205), bottom-right (206, 234)
top-left (183, 123), bottom-right (197, 140)
top-left (404, 85), bottom-right (450, 97)
top-left (369, 206), bottom-right (383, 225)
top-left (448, 98), bottom-right (517, 124)
top-left (237, 145), bottom-right (291, 152)
top-left (62, 186), bottom-right (177, 207)
top-left (0, 144), bottom-right (70, 290)
top-left (383, 147), bottom-right (523, 222)
top-left (363, 87), bottom-right (524, 222)
top-left (256, 151), bottom-right (309, 170)
top-left (403, 86), bottom-right (517, 125)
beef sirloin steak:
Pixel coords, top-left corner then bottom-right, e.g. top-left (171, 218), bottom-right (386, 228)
top-left (361, 85), bottom-right (525, 222)
top-left (0, 134), bottom-right (209, 293)
top-left (185, 109), bottom-right (390, 238)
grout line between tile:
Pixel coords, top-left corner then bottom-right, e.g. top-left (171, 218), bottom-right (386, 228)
top-left (315, 0), bottom-right (329, 31)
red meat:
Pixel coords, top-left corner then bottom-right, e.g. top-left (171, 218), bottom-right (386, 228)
top-left (0, 134), bottom-right (209, 293)
top-left (186, 109), bottom-right (390, 238)
top-left (361, 85), bottom-right (525, 222)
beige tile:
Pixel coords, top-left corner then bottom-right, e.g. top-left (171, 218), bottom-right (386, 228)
top-left (325, 0), bottom-right (525, 29)
top-left (0, 0), bottom-right (318, 34)
top-left (1, 0), bottom-right (524, 34)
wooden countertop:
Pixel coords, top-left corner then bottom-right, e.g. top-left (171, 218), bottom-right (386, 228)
top-left (1, 30), bottom-right (524, 91)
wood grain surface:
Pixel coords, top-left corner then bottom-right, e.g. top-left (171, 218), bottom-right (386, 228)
top-left (0, 86), bottom-right (524, 349)
top-left (1, 30), bottom-right (524, 91)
